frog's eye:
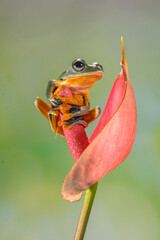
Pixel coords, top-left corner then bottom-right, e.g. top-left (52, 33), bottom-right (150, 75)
top-left (72, 59), bottom-right (85, 72)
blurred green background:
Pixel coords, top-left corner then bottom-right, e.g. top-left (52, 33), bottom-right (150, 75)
top-left (0, 0), bottom-right (160, 239)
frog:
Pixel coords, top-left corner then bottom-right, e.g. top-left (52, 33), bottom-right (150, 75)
top-left (35, 59), bottom-right (104, 136)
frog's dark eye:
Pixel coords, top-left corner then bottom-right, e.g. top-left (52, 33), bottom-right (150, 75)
top-left (72, 59), bottom-right (85, 72)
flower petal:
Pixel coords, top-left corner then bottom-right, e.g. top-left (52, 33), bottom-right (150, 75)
top-left (61, 36), bottom-right (137, 202)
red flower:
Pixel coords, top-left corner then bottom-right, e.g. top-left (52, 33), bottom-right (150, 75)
top-left (35, 37), bottom-right (137, 203)
top-left (61, 36), bottom-right (137, 202)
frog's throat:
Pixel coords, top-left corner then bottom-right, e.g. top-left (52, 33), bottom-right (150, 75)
top-left (60, 71), bottom-right (103, 93)
top-left (65, 71), bottom-right (104, 79)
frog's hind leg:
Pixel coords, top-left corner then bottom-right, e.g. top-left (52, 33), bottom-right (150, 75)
top-left (59, 106), bottom-right (101, 130)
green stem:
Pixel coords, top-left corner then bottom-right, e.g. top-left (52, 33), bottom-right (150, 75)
top-left (74, 182), bottom-right (98, 240)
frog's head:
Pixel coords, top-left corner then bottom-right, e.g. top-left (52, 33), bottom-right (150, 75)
top-left (57, 59), bottom-right (104, 93)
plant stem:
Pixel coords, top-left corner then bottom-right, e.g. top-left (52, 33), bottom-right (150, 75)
top-left (74, 182), bottom-right (98, 240)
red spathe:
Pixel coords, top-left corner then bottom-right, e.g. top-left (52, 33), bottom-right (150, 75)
top-left (61, 37), bottom-right (137, 202)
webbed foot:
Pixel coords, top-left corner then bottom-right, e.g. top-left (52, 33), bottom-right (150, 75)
top-left (34, 97), bottom-right (64, 136)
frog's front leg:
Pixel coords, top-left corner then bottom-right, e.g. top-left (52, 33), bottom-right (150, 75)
top-left (67, 92), bottom-right (90, 118)
top-left (54, 86), bottom-right (82, 106)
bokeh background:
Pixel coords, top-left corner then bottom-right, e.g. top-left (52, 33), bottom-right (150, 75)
top-left (0, 0), bottom-right (160, 239)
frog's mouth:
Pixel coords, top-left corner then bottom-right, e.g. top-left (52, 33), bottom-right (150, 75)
top-left (67, 71), bottom-right (104, 79)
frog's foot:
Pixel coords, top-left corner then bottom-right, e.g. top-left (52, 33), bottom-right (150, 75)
top-left (68, 102), bottom-right (90, 118)
top-left (34, 97), bottom-right (64, 136)
top-left (34, 97), bottom-right (51, 120)
top-left (83, 106), bottom-right (101, 124)
top-left (49, 112), bottom-right (64, 136)
top-left (58, 116), bottom-right (88, 130)
top-left (49, 98), bottom-right (63, 110)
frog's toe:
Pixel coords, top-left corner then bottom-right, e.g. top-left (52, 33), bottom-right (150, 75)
top-left (49, 98), bottom-right (63, 110)
top-left (58, 116), bottom-right (88, 129)
top-left (69, 105), bottom-right (90, 118)
top-left (69, 104), bottom-right (81, 114)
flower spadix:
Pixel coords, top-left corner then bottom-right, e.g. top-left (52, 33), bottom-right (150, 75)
top-left (61, 36), bottom-right (137, 202)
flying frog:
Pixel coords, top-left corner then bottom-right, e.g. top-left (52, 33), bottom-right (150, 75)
top-left (35, 59), bottom-right (104, 136)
